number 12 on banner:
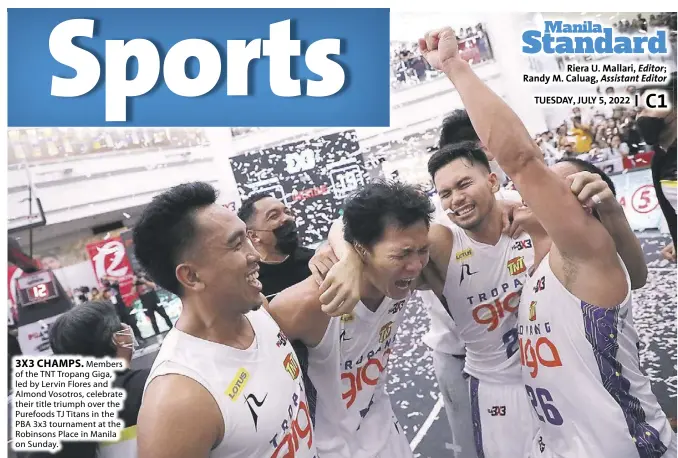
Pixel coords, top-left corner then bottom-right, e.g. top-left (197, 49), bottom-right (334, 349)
top-left (525, 385), bottom-right (563, 426)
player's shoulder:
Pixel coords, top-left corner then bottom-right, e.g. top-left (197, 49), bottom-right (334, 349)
top-left (139, 374), bottom-right (221, 455)
top-left (429, 221), bottom-right (455, 250)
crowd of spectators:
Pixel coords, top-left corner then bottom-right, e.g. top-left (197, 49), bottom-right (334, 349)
top-left (7, 128), bottom-right (209, 165)
top-left (390, 23), bottom-right (493, 89)
top-left (536, 88), bottom-right (647, 166)
top-left (614, 12), bottom-right (677, 34)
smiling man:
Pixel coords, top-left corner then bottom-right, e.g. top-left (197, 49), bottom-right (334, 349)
top-left (133, 182), bottom-right (317, 458)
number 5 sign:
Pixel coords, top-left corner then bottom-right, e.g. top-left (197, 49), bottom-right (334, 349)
top-left (611, 169), bottom-right (665, 232)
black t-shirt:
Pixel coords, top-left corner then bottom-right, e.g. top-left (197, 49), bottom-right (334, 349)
top-left (135, 281), bottom-right (160, 308)
top-left (259, 246), bottom-right (315, 300)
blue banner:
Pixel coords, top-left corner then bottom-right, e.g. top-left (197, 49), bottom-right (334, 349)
top-left (8, 8), bottom-right (390, 127)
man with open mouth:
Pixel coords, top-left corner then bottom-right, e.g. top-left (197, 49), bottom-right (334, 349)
top-left (267, 180), bottom-right (434, 458)
top-left (132, 182), bottom-right (317, 458)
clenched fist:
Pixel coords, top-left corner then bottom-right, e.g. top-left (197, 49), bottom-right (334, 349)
top-left (418, 27), bottom-right (461, 72)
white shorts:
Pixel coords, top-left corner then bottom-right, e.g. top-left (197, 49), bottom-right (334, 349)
top-left (470, 376), bottom-right (534, 458)
top-left (352, 411), bottom-right (412, 458)
top-left (528, 428), bottom-right (678, 458)
top-left (374, 413), bottom-right (412, 458)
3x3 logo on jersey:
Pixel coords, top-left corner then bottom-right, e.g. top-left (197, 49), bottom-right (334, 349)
top-left (276, 330), bottom-right (288, 348)
top-left (388, 300), bottom-right (406, 314)
top-left (487, 406), bottom-right (507, 416)
top-left (512, 239), bottom-right (533, 251)
top-left (533, 276), bottom-right (546, 294)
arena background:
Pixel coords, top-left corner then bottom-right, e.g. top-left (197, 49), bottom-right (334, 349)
top-left (6, 11), bottom-right (677, 458)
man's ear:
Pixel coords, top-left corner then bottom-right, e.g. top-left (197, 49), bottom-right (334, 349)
top-left (488, 172), bottom-right (500, 193)
top-left (353, 243), bottom-right (369, 261)
top-left (247, 229), bottom-right (260, 243)
top-left (176, 263), bottom-right (205, 292)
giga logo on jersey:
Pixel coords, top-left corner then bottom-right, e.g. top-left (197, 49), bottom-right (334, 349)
top-left (518, 321), bottom-right (563, 378)
top-left (472, 291), bottom-right (521, 332)
top-left (341, 347), bottom-right (392, 409)
top-left (269, 382), bottom-right (314, 458)
top-left (276, 330), bottom-right (288, 348)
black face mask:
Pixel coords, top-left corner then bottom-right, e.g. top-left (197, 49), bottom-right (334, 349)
top-left (273, 220), bottom-right (299, 255)
top-left (636, 116), bottom-right (666, 146)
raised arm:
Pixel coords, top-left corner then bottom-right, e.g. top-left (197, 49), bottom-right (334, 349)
top-left (419, 27), bottom-right (627, 306)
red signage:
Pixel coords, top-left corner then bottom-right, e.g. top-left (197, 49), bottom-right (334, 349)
top-left (86, 237), bottom-right (138, 307)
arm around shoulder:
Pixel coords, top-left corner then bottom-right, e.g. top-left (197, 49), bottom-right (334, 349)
top-left (267, 278), bottom-right (331, 347)
top-left (137, 374), bottom-right (223, 458)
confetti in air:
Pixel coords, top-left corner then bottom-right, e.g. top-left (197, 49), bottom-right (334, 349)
top-left (229, 131), bottom-right (369, 246)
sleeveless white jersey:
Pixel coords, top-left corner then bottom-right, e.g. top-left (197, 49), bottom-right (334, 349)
top-left (443, 224), bottom-right (534, 383)
top-left (307, 294), bottom-right (411, 458)
top-left (424, 189), bottom-right (524, 356)
top-left (518, 253), bottom-right (675, 458)
top-left (144, 308), bottom-right (317, 458)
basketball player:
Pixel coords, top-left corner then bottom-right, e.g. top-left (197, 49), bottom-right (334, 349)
top-left (322, 143), bottom-right (536, 458)
top-left (317, 143), bottom-right (648, 458)
top-left (418, 26), bottom-right (676, 457)
top-left (267, 180), bottom-right (434, 458)
top-left (132, 182), bottom-right (317, 458)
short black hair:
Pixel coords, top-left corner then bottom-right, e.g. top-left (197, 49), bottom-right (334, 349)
top-left (556, 158), bottom-right (617, 196)
top-left (133, 181), bottom-right (218, 296)
top-left (428, 140), bottom-right (492, 181)
top-left (237, 192), bottom-right (273, 225)
top-left (49, 301), bottom-right (122, 358)
top-left (439, 109), bottom-right (479, 147)
top-left (342, 180), bottom-right (434, 249)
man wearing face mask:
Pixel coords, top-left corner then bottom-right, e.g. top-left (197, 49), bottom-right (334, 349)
top-left (636, 73), bottom-right (677, 261)
top-left (238, 192), bottom-right (316, 299)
